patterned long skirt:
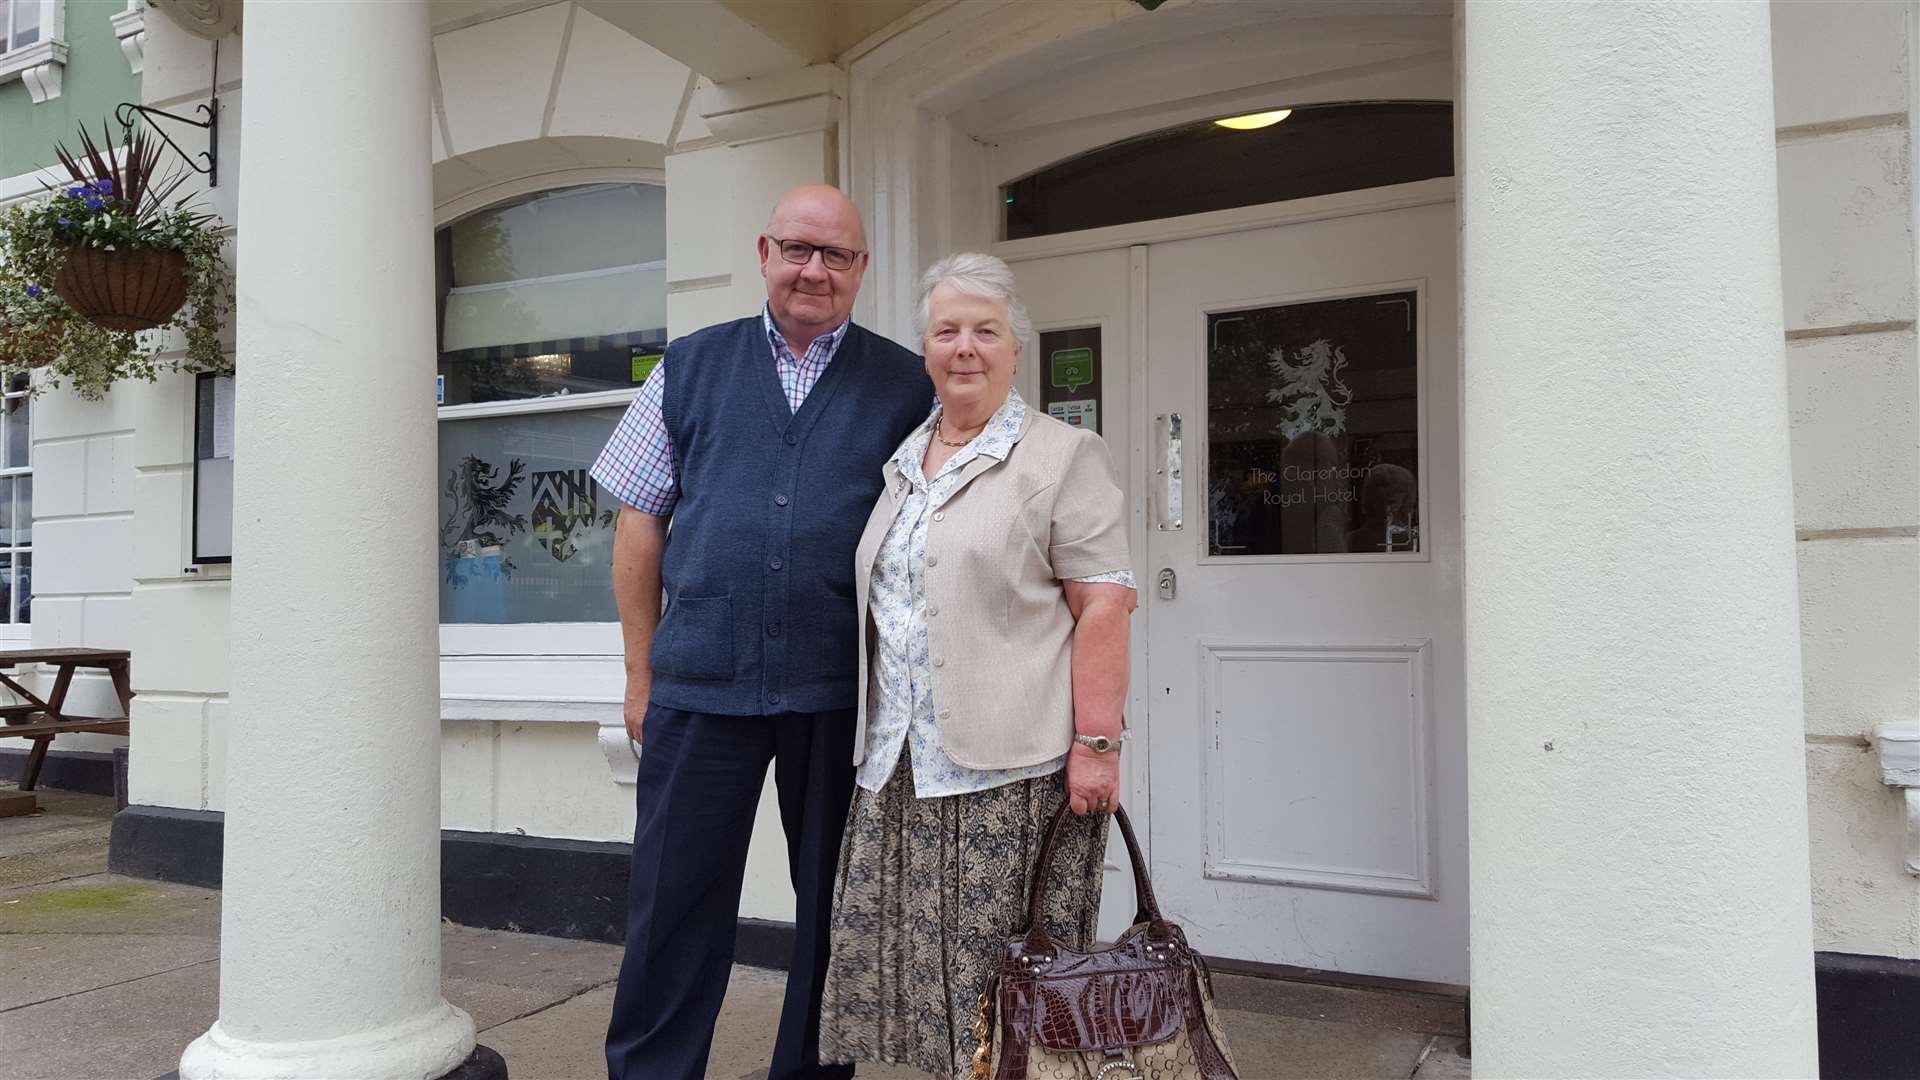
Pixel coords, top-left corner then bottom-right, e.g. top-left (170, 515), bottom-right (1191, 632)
top-left (817, 761), bottom-right (1110, 1078)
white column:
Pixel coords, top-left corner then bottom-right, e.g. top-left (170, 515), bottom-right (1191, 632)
top-left (1461, 2), bottom-right (1818, 1076)
top-left (180, 2), bottom-right (479, 1078)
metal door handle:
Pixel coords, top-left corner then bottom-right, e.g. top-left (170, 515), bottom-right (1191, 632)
top-left (1154, 413), bottom-right (1182, 531)
top-left (1157, 568), bottom-right (1176, 600)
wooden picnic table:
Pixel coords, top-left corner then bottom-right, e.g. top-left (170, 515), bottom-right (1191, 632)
top-left (0, 648), bottom-right (133, 794)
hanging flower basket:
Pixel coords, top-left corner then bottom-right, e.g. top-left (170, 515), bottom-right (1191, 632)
top-left (0, 120), bottom-right (233, 398)
top-left (54, 246), bottom-right (190, 332)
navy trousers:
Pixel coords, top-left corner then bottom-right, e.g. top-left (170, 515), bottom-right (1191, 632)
top-left (605, 704), bottom-right (858, 1080)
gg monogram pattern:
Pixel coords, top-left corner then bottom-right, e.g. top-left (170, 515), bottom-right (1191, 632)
top-left (818, 762), bottom-right (1109, 1078)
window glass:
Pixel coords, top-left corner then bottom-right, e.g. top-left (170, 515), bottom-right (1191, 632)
top-left (4, 394), bottom-right (26, 469)
top-left (437, 183), bottom-right (667, 405)
top-left (1207, 290), bottom-right (1419, 557)
top-left (0, 376), bottom-right (27, 623)
top-left (438, 407), bottom-right (624, 623)
top-left (1005, 102), bottom-right (1452, 241)
top-left (1037, 327), bottom-right (1101, 433)
top-left (12, 0), bottom-right (36, 49)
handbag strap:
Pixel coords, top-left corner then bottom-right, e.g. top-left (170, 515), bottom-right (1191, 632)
top-left (1020, 799), bottom-right (1170, 954)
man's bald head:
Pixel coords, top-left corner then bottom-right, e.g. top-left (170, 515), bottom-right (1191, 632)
top-left (759, 184), bottom-right (871, 348)
top-left (767, 184), bottom-right (867, 250)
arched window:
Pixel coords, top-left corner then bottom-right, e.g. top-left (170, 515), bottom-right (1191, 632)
top-left (1003, 101), bottom-right (1453, 240)
top-left (435, 182), bottom-right (665, 625)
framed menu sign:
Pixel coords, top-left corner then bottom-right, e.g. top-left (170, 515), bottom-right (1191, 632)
top-left (1038, 326), bottom-right (1101, 434)
top-left (193, 373), bottom-right (234, 564)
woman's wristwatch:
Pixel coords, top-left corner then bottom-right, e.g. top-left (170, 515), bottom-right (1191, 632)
top-left (1073, 732), bottom-right (1127, 753)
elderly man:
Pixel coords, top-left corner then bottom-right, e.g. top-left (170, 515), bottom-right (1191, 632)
top-left (591, 185), bottom-right (932, 1080)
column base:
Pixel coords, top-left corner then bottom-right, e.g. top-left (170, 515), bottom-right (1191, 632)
top-left (159, 1047), bottom-right (503, 1080)
top-left (439, 1046), bottom-right (509, 1080)
top-left (178, 1002), bottom-right (483, 1080)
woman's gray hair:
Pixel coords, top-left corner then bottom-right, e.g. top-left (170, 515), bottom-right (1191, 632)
top-left (914, 252), bottom-right (1033, 352)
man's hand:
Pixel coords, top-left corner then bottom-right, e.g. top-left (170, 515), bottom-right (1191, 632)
top-left (611, 507), bottom-right (669, 746)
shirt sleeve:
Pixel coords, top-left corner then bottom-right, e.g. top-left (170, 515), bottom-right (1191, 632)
top-left (1048, 431), bottom-right (1132, 580)
top-left (589, 357), bottom-right (678, 517)
top-left (1070, 569), bottom-right (1136, 588)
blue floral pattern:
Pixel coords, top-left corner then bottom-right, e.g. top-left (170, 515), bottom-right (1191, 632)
top-left (858, 387), bottom-right (1135, 798)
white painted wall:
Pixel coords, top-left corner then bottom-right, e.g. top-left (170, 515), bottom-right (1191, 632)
top-left (1772, 0), bottom-right (1920, 959)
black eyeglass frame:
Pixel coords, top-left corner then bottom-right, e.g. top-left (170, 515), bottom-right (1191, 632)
top-left (765, 234), bottom-right (865, 272)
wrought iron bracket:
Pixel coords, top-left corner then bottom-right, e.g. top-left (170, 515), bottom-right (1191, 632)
top-left (115, 100), bottom-right (218, 187)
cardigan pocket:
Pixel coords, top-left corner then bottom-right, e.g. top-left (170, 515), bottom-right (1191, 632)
top-left (652, 594), bottom-right (735, 681)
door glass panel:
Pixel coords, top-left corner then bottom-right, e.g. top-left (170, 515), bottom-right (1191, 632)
top-left (1206, 290), bottom-right (1419, 556)
top-left (1037, 326), bottom-right (1101, 433)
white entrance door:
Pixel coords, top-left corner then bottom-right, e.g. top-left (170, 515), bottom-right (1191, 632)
top-left (1143, 201), bottom-right (1466, 984)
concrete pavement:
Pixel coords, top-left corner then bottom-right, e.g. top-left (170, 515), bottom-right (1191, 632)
top-left (1, 786), bottom-right (1469, 1079)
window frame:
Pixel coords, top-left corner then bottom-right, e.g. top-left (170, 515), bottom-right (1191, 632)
top-left (433, 181), bottom-right (665, 668)
top-left (0, 0), bottom-right (65, 100)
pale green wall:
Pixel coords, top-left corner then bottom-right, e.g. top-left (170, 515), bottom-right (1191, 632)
top-left (0, 1), bottom-right (140, 180)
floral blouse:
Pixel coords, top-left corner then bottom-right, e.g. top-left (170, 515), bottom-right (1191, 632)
top-left (857, 387), bottom-right (1135, 799)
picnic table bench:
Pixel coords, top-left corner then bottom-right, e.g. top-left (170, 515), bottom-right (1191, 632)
top-left (0, 648), bottom-right (133, 794)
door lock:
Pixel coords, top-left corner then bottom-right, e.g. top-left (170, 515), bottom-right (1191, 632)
top-left (1156, 568), bottom-right (1176, 601)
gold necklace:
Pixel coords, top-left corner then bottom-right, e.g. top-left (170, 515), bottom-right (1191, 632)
top-left (934, 412), bottom-right (985, 448)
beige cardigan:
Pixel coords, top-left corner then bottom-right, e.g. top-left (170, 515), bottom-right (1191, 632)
top-left (851, 409), bottom-right (1132, 771)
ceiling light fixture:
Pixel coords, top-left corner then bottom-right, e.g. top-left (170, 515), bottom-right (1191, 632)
top-left (1214, 109), bottom-right (1293, 131)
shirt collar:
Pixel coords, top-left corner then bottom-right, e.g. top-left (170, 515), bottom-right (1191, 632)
top-left (762, 304), bottom-right (851, 359)
top-left (892, 387), bottom-right (1028, 481)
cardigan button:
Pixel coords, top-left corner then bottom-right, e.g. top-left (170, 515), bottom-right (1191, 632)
top-left (938, 709), bottom-right (951, 720)
top-left (932, 511), bottom-right (945, 522)
top-left (774, 494), bottom-right (789, 506)
top-left (769, 556), bottom-right (783, 571)
top-left (784, 433), bottom-right (798, 446)
top-left (932, 656), bottom-right (944, 668)
top-left (767, 690), bottom-right (782, 705)
top-left (926, 605), bottom-right (938, 617)
top-left (926, 554), bottom-right (938, 567)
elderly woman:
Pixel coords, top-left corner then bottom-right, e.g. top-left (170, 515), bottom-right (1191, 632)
top-left (817, 252), bottom-right (1136, 1078)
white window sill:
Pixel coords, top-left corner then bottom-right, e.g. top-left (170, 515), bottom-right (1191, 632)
top-left (0, 39), bottom-right (67, 103)
top-left (439, 627), bottom-right (633, 783)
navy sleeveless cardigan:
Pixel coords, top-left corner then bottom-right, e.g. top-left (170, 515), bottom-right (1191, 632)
top-left (652, 316), bottom-right (932, 716)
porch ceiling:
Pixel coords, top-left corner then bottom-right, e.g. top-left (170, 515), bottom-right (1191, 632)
top-left (430, 0), bottom-right (931, 83)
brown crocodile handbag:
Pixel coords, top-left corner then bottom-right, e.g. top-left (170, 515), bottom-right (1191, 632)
top-left (972, 802), bottom-right (1239, 1080)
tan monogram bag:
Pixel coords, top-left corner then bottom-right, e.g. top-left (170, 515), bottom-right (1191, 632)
top-left (973, 803), bottom-right (1239, 1080)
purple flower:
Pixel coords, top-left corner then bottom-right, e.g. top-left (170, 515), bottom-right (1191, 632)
top-left (26, 285), bottom-right (41, 299)
top-left (82, 196), bottom-right (104, 211)
top-left (94, 178), bottom-right (113, 194)
top-left (56, 216), bottom-right (69, 226)
top-left (65, 186), bottom-right (83, 198)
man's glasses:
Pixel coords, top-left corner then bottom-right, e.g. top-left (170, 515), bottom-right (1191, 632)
top-left (767, 236), bottom-right (863, 272)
